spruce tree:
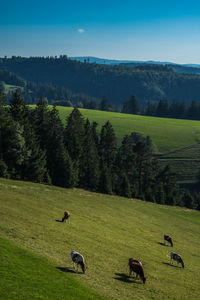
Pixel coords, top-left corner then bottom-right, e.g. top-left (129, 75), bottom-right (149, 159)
top-left (99, 161), bottom-right (112, 194)
top-left (64, 108), bottom-right (85, 161)
top-left (79, 119), bottom-right (100, 190)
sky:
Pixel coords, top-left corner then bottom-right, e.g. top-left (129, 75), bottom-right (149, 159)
top-left (1, 0), bottom-right (200, 64)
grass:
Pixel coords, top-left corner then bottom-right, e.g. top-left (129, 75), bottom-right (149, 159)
top-left (0, 237), bottom-right (106, 300)
top-left (4, 84), bottom-right (23, 94)
top-left (56, 106), bottom-right (200, 182)
top-left (0, 178), bottom-right (200, 300)
top-left (56, 106), bottom-right (200, 154)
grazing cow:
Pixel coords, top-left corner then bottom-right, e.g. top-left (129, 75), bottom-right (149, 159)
top-left (170, 252), bottom-right (184, 268)
top-left (128, 259), bottom-right (146, 283)
top-left (128, 257), bottom-right (142, 268)
top-left (71, 251), bottom-right (86, 273)
top-left (62, 211), bottom-right (70, 223)
top-left (164, 234), bottom-right (173, 247)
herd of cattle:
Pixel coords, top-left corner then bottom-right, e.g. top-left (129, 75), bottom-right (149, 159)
top-left (62, 211), bottom-right (185, 284)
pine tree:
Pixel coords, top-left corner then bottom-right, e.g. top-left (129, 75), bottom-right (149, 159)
top-left (99, 121), bottom-right (117, 167)
top-left (99, 161), bottom-right (112, 194)
top-left (160, 165), bottom-right (177, 206)
top-left (122, 96), bottom-right (140, 114)
top-left (51, 142), bottom-right (75, 188)
top-left (0, 158), bottom-right (9, 178)
top-left (79, 119), bottom-right (100, 190)
top-left (181, 190), bottom-right (195, 209)
top-left (64, 107), bottom-right (85, 161)
top-left (116, 172), bottom-right (131, 198)
top-left (9, 90), bottom-right (28, 124)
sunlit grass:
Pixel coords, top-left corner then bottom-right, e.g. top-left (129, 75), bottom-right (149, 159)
top-left (56, 106), bottom-right (200, 154)
top-left (0, 178), bottom-right (200, 299)
top-left (0, 237), bottom-right (106, 300)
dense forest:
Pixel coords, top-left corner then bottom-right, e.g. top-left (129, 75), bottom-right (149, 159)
top-left (1, 56), bottom-right (200, 106)
top-left (2, 67), bottom-right (200, 120)
top-left (122, 96), bottom-right (200, 120)
top-left (0, 68), bottom-right (100, 108)
top-left (0, 90), bottom-right (199, 210)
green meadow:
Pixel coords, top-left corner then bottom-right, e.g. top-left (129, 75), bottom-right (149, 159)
top-left (0, 178), bottom-right (199, 300)
top-left (56, 106), bottom-right (200, 183)
top-left (57, 106), bottom-right (200, 154)
top-left (0, 237), bottom-right (106, 300)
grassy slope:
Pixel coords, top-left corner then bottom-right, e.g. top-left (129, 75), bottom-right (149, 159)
top-left (0, 237), bottom-right (106, 300)
top-left (57, 106), bottom-right (200, 182)
top-left (57, 106), bottom-right (200, 154)
top-left (0, 178), bottom-right (200, 300)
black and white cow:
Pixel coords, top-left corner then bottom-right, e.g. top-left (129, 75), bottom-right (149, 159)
top-left (164, 234), bottom-right (173, 247)
top-left (71, 251), bottom-right (86, 273)
top-left (170, 252), bottom-right (184, 268)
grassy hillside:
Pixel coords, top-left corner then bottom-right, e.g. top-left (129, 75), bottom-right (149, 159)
top-left (0, 237), bottom-right (106, 300)
top-left (57, 106), bottom-right (200, 154)
top-left (0, 178), bottom-right (199, 300)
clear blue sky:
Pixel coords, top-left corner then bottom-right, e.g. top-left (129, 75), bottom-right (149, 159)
top-left (1, 0), bottom-right (200, 63)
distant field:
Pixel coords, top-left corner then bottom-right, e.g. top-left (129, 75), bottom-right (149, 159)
top-left (57, 106), bottom-right (200, 154)
top-left (0, 178), bottom-right (200, 300)
top-left (4, 83), bottom-right (23, 94)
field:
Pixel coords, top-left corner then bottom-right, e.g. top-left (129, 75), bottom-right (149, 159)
top-left (57, 106), bottom-right (200, 154)
top-left (0, 237), bottom-right (106, 300)
top-left (56, 106), bottom-right (200, 183)
top-left (0, 178), bottom-right (200, 300)
top-left (4, 84), bottom-right (23, 94)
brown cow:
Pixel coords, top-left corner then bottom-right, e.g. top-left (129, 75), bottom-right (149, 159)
top-left (62, 211), bottom-right (70, 223)
top-left (129, 260), bottom-right (146, 284)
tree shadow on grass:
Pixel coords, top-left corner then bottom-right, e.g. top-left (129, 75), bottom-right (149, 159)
top-left (114, 273), bottom-right (142, 284)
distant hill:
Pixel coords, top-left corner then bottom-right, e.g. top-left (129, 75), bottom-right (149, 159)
top-left (70, 56), bottom-right (176, 66)
top-left (70, 56), bottom-right (200, 74)
top-left (2, 56), bottom-right (200, 106)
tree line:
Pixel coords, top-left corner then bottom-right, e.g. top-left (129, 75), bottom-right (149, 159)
top-left (122, 96), bottom-right (200, 120)
top-left (2, 56), bottom-right (200, 106)
top-left (0, 91), bottom-right (199, 209)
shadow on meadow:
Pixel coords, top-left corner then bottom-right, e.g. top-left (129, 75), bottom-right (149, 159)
top-left (55, 219), bottom-right (63, 223)
top-left (114, 273), bottom-right (142, 284)
top-left (162, 262), bottom-right (181, 268)
top-left (56, 266), bottom-right (76, 273)
top-left (157, 242), bottom-right (168, 247)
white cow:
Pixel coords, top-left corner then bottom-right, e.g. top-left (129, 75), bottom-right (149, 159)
top-left (170, 252), bottom-right (184, 268)
top-left (71, 251), bottom-right (86, 273)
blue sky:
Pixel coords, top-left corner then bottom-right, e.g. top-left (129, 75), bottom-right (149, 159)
top-left (1, 0), bottom-right (200, 63)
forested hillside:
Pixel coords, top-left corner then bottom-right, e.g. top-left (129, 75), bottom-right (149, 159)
top-left (1, 56), bottom-right (200, 106)
top-left (0, 91), bottom-right (200, 209)
top-left (0, 68), bottom-right (99, 107)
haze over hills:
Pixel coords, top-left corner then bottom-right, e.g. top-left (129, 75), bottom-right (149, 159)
top-left (69, 56), bottom-right (200, 69)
